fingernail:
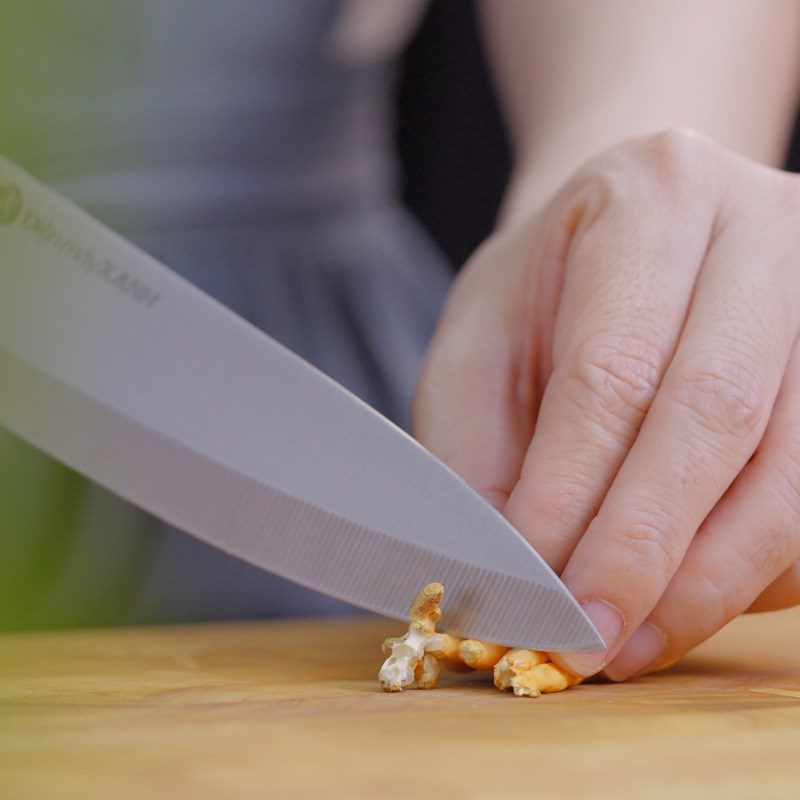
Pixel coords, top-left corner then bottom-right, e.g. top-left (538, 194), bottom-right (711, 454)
top-left (604, 623), bottom-right (668, 682)
top-left (555, 600), bottom-right (625, 676)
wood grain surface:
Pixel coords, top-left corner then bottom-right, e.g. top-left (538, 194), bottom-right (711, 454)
top-left (1, 607), bottom-right (799, 799)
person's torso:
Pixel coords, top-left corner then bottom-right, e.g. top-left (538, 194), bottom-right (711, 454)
top-left (0, 0), bottom-right (412, 230)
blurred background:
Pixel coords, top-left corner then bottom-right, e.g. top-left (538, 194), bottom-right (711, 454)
top-left (399, 0), bottom-right (800, 270)
top-left (3, 0), bottom-right (800, 633)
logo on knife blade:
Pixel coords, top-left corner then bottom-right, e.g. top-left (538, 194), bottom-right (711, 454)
top-left (0, 183), bottom-right (22, 225)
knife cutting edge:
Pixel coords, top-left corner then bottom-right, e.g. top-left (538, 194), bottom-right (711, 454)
top-left (0, 155), bottom-right (602, 652)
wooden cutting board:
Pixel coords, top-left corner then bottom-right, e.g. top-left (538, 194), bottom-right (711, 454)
top-left (1, 607), bottom-right (799, 799)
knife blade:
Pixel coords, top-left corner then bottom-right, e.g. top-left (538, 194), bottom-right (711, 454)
top-left (0, 156), bottom-right (602, 651)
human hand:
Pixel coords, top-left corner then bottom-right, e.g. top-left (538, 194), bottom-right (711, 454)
top-left (414, 130), bottom-right (800, 680)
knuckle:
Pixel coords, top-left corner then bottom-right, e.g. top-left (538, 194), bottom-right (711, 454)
top-left (524, 481), bottom-right (583, 529)
top-left (690, 559), bottom-right (739, 626)
top-left (762, 445), bottom-right (800, 519)
top-left (569, 143), bottom-right (655, 217)
top-left (568, 162), bottom-right (633, 222)
top-left (730, 506), bottom-right (798, 586)
top-left (521, 469), bottom-right (596, 532)
top-left (753, 446), bottom-right (800, 563)
top-left (641, 128), bottom-right (710, 182)
top-left (571, 129), bottom-right (712, 221)
top-left (752, 524), bottom-right (797, 580)
top-left (611, 505), bottom-right (683, 584)
top-left (561, 331), bottom-right (663, 439)
top-left (674, 358), bottom-right (767, 444)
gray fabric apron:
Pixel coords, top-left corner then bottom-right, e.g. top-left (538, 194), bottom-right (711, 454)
top-left (0, 1), bottom-right (452, 628)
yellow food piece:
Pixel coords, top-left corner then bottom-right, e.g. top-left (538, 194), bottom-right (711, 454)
top-left (379, 582), bottom-right (456, 691)
top-left (493, 648), bottom-right (548, 691)
top-left (408, 581), bottom-right (444, 634)
top-left (427, 632), bottom-right (465, 664)
top-left (458, 639), bottom-right (511, 670)
top-left (494, 649), bottom-right (583, 697)
top-left (379, 583), bottom-right (585, 697)
top-left (414, 652), bottom-right (441, 689)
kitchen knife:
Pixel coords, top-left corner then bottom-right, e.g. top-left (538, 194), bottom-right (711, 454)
top-left (0, 156), bottom-right (602, 651)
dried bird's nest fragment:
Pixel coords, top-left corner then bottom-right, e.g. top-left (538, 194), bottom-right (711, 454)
top-left (493, 649), bottom-right (582, 697)
top-left (378, 582), bottom-right (464, 691)
top-left (379, 582), bottom-right (584, 697)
